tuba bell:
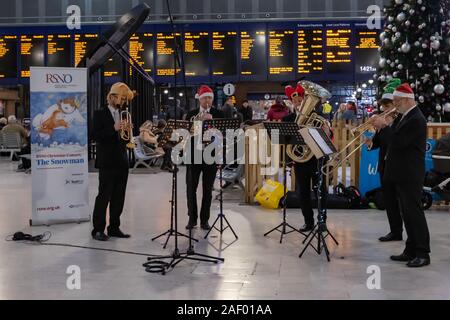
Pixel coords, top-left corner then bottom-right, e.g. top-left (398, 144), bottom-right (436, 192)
top-left (286, 80), bottom-right (331, 163)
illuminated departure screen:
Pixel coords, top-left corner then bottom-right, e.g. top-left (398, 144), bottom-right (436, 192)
top-left (74, 33), bottom-right (99, 67)
top-left (103, 55), bottom-right (121, 77)
top-left (297, 28), bottom-right (323, 74)
top-left (20, 35), bottom-right (45, 78)
top-left (47, 34), bottom-right (71, 67)
top-left (156, 32), bottom-right (181, 76)
top-left (240, 30), bottom-right (266, 76)
top-left (0, 35), bottom-right (18, 78)
top-left (268, 30), bottom-right (294, 76)
top-left (325, 28), bottom-right (352, 74)
top-left (355, 29), bottom-right (379, 74)
top-left (211, 31), bottom-right (237, 76)
top-left (184, 32), bottom-right (209, 77)
top-left (129, 33), bottom-right (154, 75)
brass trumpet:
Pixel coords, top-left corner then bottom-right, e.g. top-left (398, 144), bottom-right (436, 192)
top-left (321, 107), bottom-right (398, 175)
top-left (119, 90), bottom-right (138, 149)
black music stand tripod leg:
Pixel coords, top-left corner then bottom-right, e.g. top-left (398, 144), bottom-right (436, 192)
top-left (263, 147), bottom-right (305, 243)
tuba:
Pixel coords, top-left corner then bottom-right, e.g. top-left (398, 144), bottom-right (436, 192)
top-left (286, 80), bottom-right (331, 163)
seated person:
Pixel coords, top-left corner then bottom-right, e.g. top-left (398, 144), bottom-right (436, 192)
top-left (139, 121), bottom-right (164, 153)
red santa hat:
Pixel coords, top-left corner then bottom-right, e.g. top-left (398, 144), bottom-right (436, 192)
top-left (393, 83), bottom-right (415, 99)
top-left (285, 83), bottom-right (305, 100)
top-left (195, 85), bottom-right (214, 100)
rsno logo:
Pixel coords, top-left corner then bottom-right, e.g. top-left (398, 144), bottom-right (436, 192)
top-left (46, 74), bottom-right (73, 84)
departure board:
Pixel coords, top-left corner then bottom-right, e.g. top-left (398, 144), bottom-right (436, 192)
top-left (240, 30), bottom-right (266, 76)
top-left (184, 31), bottom-right (209, 77)
top-left (0, 35), bottom-right (18, 78)
top-left (297, 27), bottom-right (323, 74)
top-left (47, 34), bottom-right (71, 67)
top-left (129, 33), bottom-right (154, 74)
top-left (20, 35), bottom-right (45, 78)
top-left (355, 29), bottom-right (379, 74)
top-left (268, 30), bottom-right (294, 76)
top-left (156, 32), bottom-right (181, 76)
top-left (103, 55), bottom-right (121, 77)
top-left (211, 31), bottom-right (237, 76)
top-left (325, 28), bottom-right (352, 74)
top-left (74, 33), bottom-right (99, 67)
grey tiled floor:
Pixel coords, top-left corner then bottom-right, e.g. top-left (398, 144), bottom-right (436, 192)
top-left (0, 158), bottom-right (449, 300)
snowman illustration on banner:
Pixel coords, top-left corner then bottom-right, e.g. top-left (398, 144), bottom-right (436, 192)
top-left (33, 96), bottom-right (86, 141)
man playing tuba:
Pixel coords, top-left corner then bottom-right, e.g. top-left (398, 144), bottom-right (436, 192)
top-left (283, 82), bottom-right (328, 232)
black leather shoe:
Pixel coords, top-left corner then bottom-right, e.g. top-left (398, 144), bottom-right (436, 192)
top-left (390, 253), bottom-right (414, 262)
top-left (407, 257), bottom-right (430, 268)
top-left (299, 224), bottom-right (314, 233)
top-left (92, 232), bottom-right (109, 241)
top-left (379, 232), bottom-right (403, 242)
top-left (200, 223), bottom-right (211, 230)
top-left (186, 221), bottom-right (197, 229)
top-left (108, 229), bottom-right (131, 238)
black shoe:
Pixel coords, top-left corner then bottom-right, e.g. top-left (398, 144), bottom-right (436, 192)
top-left (390, 253), bottom-right (414, 262)
top-left (108, 229), bottom-right (131, 238)
top-left (299, 224), bottom-right (314, 233)
top-left (407, 257), bottom-right (430, 268)
top-left (200, 223), bottom-right (211, 230)
top-left (92, 232), bottom-right (109, 241)
top-left (186, 221), bottom-right (197, 229)
top-left (379, 232), bottom-right (403, 242)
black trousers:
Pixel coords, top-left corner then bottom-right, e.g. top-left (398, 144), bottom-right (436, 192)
top-left (92, 168), bottom-right (129, 235)
top-left (294, 158), bottom-right (327, 226)
top-left (386, 180), bottom-right (430, 259)
top-left (186, 163), bottom-right (218, 224)
top-left (380, 171), bottom-right (403, 235)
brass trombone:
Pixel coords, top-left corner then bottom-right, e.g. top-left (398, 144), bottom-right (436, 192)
top-left (321, 107), bottom-right (398, 175)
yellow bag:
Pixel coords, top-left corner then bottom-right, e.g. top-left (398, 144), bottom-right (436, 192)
top-left (255, 179), bottom-right (286, 209)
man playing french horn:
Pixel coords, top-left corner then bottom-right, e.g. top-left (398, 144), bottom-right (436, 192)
top-left (283, 82), bottom-right (329, 232)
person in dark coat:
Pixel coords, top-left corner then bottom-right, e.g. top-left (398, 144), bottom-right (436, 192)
top-left (185, 85), bottom-right (224, 230)
top-left (366, 79), bottom-right (403, 242)
top-left (91, 82), bottom-right (134, 241)
top-left (374, 83), bottom-right (430, 268)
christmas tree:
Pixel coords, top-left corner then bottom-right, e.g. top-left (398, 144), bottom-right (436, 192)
top-left (376, 0), bottom-right (450, 121)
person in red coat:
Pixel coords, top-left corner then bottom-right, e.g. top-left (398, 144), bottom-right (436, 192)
top-left (267, 96), bottom-right (290, 121)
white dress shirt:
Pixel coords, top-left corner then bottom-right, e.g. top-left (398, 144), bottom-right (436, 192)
top-left (108, 105), bottom-right (120, 123)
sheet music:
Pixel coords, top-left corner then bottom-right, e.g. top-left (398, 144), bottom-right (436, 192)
top-left (309, 128), bottom-right (333, 155)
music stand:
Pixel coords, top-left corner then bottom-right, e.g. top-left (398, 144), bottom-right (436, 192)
top-left (263, 122), bottom-right (307, 243)
top-left (203, 118), bottom-right (241, 240)
top-left (151, 120), bottom-right (197, 249)
top-left (298, 127), bottom-right (339, 262)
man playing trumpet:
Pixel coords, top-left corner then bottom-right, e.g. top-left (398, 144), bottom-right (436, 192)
top-left (91, 82), bottom-right (134, 241)
top-left (185, 85), bottom-right (224, 230)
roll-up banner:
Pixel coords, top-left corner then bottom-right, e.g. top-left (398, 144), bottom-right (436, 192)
top-left (30, 67), bottom-right (90, 225)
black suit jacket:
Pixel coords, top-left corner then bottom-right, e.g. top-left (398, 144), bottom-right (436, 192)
top-left (383, 107), bottom-right (426, 184)
top-left (370, 126), bottom-right (393, 175)
top-left (93, 107), bottom-right (129, 170)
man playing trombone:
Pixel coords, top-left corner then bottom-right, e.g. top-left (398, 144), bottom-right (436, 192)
top-left (366, 78), bottom-right (404, 242)
top-left (91, 82), bottom-right (133, 241)
top-left (371, 83), bottom-right (430, 268)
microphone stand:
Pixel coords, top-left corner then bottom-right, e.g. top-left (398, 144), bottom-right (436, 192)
top-left (143, 0), bottom-right (223, 274)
